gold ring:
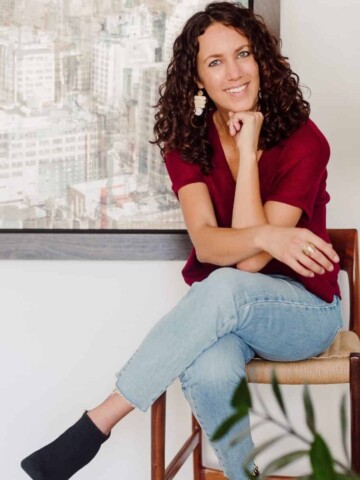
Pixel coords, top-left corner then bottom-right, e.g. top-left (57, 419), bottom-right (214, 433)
top-left (302, 242), bottom-right (317, 257)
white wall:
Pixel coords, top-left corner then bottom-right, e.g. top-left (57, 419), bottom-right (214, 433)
top-left (281, 0), bottom-right (360, 231)
top-left (1, 261), bottom-right (194, 479)
top-left (2, 1), bottom-right (360, 479)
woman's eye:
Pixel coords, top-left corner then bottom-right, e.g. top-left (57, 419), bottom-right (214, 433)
top-left (208, 59), bottom-right (221, 67)
top-left (238, 51), bottom-right (251, 58)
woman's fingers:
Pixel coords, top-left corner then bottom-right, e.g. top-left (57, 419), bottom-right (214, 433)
top-left (228, 121), bottom-right (238, 136)
top-left (228, 116), bottom-right (242, 136)
top-left (303, 248), bottom-right (334, 271)
top-left (227, 111), bottom-right (263, 137)
top-left (298, 255), bottom-right (327, 276)
top-left (288, 254), bottom-right (332, 278)
top-left (292, 233), bottom-right (340, 277)
top-left (265, 226), bottom-right (340, 278)
top-left (309, 237), bottom-right (340, 263)
top-left (286, 258), bottom-right (314, 278)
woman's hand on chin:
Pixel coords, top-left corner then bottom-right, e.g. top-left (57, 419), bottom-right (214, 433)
top-left (228, 110), bottom-right (264, 159)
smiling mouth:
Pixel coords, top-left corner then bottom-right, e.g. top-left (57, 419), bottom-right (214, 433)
top-left (225, 83), bottom-right (249, 94)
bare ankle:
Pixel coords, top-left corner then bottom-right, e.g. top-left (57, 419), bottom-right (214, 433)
top-left (87, 390), bottom-right (135, 435)
top-left (87, 410), bottom-right (112, 436)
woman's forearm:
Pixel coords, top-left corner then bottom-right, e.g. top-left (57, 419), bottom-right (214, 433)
top-left (195, 223), bottom-right (339, 278)
top-left (193, 224), bottom-right (268, 266)
top-left (231, 154), bottom-right (267, 228)
top-left (231, 154), bottom-right (272, 271)
top-left (227, 111), bottom-right (266, 229)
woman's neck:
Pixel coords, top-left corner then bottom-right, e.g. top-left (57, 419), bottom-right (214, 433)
top-left (214, 111), bottom-right (238, 152)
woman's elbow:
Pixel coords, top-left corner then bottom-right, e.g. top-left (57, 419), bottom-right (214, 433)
top-left (236, 253), bottom-right (272, 272)
top-left (236, 261), bottom-right (260, 273)
top-left (196, 250), bottom-right (208, 264)
top-left (195, 246), bottom-right (227, 266)
top-left (196, 249), bottom-right (216, 265)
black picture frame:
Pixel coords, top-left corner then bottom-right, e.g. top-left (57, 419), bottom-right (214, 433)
top-left (0, 0), bottom-right (280, 260)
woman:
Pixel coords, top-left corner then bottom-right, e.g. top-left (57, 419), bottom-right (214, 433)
top-left (21, 2), bottom-right (342, 479)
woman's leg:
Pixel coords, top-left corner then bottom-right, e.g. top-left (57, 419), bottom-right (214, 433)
top-left (115, 268), bottom-right (342, 411)
top-left (22, 268), bottom-right (342, 479)
top-left (180, 333), bottom-right (256, 480)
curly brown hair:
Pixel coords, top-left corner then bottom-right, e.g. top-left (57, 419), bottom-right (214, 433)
top-left (153, 1), bottom-right (310, 174)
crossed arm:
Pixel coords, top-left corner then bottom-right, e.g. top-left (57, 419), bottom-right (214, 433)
top-left (178, 174), bottom-right (339, 278)
top-left (234, 203), bottom-right (303, 272)
top-left (231, 153), bottom-right (303, 272)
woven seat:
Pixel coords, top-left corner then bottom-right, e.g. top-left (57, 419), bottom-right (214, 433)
top-left (247, 330), bottom-right (360, 384)
top-left (151, 229), bottom-right (360, 480)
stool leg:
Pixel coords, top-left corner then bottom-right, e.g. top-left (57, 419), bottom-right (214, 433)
top-left (350, 353), bottom-right (360, 474)
top-left (192, 415), bottom-right (203, 480)
top-left (151, 393), bottom-right (166, 480)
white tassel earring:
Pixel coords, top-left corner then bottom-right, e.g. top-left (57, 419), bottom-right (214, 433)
top-left (194, 89), bottom-right (207, 116)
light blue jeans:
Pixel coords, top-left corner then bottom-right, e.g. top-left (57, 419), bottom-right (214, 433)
top-left (115, 268), bottom-right (343, 480)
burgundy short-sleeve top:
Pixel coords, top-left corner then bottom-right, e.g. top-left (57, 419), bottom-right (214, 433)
top-left (165, 112), bottom-right (341, 303)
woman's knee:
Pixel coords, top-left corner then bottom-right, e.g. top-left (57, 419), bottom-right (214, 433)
top-left (207, 267), bottom-right (251, 288)
top-left (180, 334), bottom-right (253, 389)
top-left (201, 267), bottom-right (264, 301)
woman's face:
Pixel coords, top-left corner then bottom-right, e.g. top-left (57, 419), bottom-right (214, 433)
top-left (196, 22), bottom-right (260, 116)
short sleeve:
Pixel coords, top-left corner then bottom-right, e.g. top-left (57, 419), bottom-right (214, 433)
top-left (165, 150), bottom-right (205, 197)
top-left (265, 123), bottom-right (330, 219)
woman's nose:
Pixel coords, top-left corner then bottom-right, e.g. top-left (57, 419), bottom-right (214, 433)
top-left (225, 60), bottom-right (242, 81)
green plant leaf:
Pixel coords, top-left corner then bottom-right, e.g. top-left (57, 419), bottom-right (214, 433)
top-left (260, 450), bottom-right (308, 478)
top-left (229, 420), bottom-right (267, 447)
top-left (211, 409), bottom-right (248, 441)
top-left (271, 370), bottom-right (288, 419)
top-left (303, 384), bottom-right (316, 435)
top-left (231, 377), bottom-right (252, 410)
top-left (340, 393), bottom-right (350, 464)
top-left (298, 475), bottom-right (314, 480)
top-left (309, 433), bottom-right (336, 480)
top-left (242, 434), bottom-right (285, 470)
top-left (335, 474), bottom-right (360, 480)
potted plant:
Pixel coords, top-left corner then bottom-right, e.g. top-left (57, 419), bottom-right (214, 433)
top-left (212, 373), bottom-right (360, 480)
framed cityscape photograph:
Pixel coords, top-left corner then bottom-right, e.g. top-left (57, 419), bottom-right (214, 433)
top-left (0, 0), bottom-right (279, 259)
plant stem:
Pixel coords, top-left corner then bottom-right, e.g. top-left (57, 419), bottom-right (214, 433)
top-left (251, 408), bottom-right (309, 444)
top-left (250, 408), bottom-right (353, 474)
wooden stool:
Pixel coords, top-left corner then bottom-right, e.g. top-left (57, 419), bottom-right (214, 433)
top-left (151, 229), bottom-right (360, 479)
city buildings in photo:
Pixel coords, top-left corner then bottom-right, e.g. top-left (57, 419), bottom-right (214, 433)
top-left (0, 0), bottom-right (249, 229)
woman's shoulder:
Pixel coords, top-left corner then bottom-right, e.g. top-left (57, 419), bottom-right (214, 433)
top-left (165, 149), bottom-right (201, 171)
top-left (164, 149), bottom-right (204, 195)
top-left (280, 118), bottom-right (330, 159)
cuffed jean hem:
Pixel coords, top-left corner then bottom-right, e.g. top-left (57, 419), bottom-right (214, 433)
top-left (115, 347), bottom-right (151, 412)
top-left (111, 386), bottom-right (140, 411)
top-left (115, 380), bottom-right (149, 413)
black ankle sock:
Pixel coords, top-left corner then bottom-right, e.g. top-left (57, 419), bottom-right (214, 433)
top-left (21, 412), bottom-right (110, 480)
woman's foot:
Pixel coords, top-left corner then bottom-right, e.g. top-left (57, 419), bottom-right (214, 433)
top-left (21, 412), bottom-right (110, 480)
